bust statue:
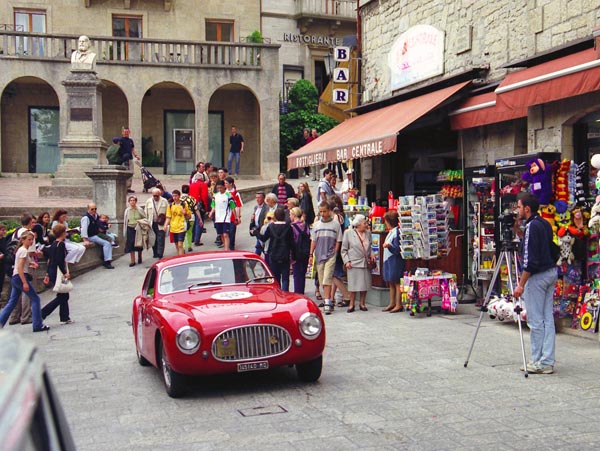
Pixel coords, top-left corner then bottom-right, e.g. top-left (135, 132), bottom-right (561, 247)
top-left (71, 35), bottom-right (97, 71)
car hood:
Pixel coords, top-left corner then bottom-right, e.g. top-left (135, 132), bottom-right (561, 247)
top-left (173, 286), bottom-right (280, 316)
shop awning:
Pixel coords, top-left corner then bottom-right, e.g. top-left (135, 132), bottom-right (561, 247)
top-left (496, 48), bottom-right (600, 110)
top-left (286, 81), bottom-right (470, 170)
top-left (449, 92), bottom-right (527, 130)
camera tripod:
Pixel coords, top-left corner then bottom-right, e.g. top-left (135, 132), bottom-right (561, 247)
top-left (463, 240), bottom-right (530, 378)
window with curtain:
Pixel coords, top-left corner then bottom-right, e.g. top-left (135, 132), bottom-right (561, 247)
top-left (14, 10), bottom-right (46, 54)
top-left (112, 15), bottom-right (142, 60)
top-left (206, 21), bottom-right (233, 42)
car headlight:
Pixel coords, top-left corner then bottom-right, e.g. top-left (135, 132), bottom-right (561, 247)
top-left (299, 312), bottom-right (322, 340)
top-left (176, 326), bottom-right (201, 354)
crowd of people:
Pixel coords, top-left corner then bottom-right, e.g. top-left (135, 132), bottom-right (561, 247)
top-left (0, 153), bottom-right (407, 333)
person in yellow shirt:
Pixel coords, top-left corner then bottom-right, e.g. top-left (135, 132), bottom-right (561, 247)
top-left (164, 189), bottom-right (191, 256)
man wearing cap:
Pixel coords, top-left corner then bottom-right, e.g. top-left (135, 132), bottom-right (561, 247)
top-left (341, 169), bottom-right (354, 193)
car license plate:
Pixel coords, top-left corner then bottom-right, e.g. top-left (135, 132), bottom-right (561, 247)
top-left (216, 338), bottom-right (236, 358)
top-left (237, 361), bottom-right (269, 372)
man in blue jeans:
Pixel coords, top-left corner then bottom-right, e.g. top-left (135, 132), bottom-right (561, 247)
top-left (513, 192), bottom-right (558, 374)
top-left (227, 126), bottom-right (244, 176)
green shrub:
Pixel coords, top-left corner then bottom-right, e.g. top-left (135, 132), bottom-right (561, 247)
top-left (247, 30), bottom-right (263, 43)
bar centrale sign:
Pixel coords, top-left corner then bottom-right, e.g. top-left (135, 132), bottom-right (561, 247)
top-left (291, 139), bottom-right (388, 169)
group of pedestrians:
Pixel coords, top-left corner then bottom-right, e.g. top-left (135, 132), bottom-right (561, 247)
top-left (243, 170), bottom-right (403, 318)
top-left (0, 163), bottom-right (407, 333)
top-left (0, 209), bottom-right (89, 332)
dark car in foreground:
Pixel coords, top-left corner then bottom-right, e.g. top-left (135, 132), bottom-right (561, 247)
top-left (0, 330), bottom-right (76, 450)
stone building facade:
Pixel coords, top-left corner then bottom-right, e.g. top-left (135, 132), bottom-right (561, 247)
top-left (0, 0), bottom-right (280, 176)
top-left (358, 0), bottom-right (600, 182)
top-left (262, 0), bottom-right (357, 106)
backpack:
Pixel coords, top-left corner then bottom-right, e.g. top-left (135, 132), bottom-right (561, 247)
top-left (3, 228), bottom-right (23, 270)
top-left (268, 224), bottom-right (292, 263)
top-left (3, 238), bottom-right (18, 270)
top-left (292, 223), bottom-right (311, 262)
top-left (106, 145), bottom-right (123, 165)
top-left (182, 195), bottom-right (197, 219)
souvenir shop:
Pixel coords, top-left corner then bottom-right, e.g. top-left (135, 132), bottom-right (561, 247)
top-left (287, 79), bottom-right (476, 313)
top-left (462, 109), bottom-right (600, 334)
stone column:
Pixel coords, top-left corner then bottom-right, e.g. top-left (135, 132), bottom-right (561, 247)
top-left (85, 165), bottom-right (130, 247)
top-left (40, 70), bottom-right (107, 198)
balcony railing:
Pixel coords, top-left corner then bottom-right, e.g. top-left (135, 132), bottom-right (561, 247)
top-left (0, 31), bottom-right (275, 68)
top-left (295, 0), bottom-right (356, 21)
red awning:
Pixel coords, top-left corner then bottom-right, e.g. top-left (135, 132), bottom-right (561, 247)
top-left (286, 81), bottom-right (470, 170)
top-left (449, 92), bottom-right (527, 130)
top-left (496, 48), bottom-right (600, 110)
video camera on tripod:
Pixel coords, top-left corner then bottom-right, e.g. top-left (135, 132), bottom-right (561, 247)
top-left (498, 211), bottom-right (518, 248)
top-left (465, 209), bottom-right (529, 377)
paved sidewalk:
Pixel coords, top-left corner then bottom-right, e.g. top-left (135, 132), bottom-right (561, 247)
top-left (5, 192), bottom-right (600, 451)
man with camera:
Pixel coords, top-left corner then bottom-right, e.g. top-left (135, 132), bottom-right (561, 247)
top-left (512, 192), bottom-right (558, 374)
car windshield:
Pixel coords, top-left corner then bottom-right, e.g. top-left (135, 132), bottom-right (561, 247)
top-left (158, 258), bottom-right (271, 294)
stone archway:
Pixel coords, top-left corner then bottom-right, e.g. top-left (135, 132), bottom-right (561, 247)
top-left (1, 77), bottom-right (59, 173)
top-left (209, 83), bottom-right (260, 176)
top-left (101, 80), bottom-right (129, 143)
top-left (142, 82), bottom-right (195, 174)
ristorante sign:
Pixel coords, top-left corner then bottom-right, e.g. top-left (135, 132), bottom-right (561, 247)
top-left (283, 33), bottom-right (342, 46)
top-left (288, 137), bottom-right (396, 170)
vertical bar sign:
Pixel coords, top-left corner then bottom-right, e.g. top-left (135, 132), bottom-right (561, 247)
top-left (333, 46), bottom-right (350, 104)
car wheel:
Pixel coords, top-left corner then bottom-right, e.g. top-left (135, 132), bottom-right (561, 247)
top-left (158, 338), bottom-right (186, 398)
top-left (296, 355), bottom-right (322, 382)
top-left (134, 312), bottom-right (151, 366)
top-left (136, 347), bottom-right (151, 367)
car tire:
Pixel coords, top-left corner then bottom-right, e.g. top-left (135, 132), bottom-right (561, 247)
top-left (136, 347), bottom-right (151, 367)
top-left (296, 355), bottom-right (322, 382)
top-left (158, 337), bottom-right (186, 398)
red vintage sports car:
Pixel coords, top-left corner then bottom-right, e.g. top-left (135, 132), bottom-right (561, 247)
top-left (132, 251), bottom-right (326, 397)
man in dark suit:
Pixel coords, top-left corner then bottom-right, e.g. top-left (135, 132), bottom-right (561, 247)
top-left (249, 192), bottom-right (269, 255)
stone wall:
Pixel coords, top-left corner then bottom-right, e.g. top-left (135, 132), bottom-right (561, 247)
top-left (0, 46), bottom-right (281, 178)
top-left (0, 0), bottom-right (261, 42)
top-left (360, 1), bottom-right (600, 101)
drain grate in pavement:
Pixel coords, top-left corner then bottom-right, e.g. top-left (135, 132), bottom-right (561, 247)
top-left (238, 405), bottom-right (288, 417)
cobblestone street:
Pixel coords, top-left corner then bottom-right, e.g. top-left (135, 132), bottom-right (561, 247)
top-left (7, 192), bottom-right (600, 451)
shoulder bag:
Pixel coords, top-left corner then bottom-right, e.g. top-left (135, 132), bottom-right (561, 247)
top-left (53, 265), bottom-right (73, 293)
top-left (355, 230), bottom-right (376, 270)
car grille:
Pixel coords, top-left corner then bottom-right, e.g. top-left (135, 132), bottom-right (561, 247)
top-left (212, 324), bottom-right (292, 362)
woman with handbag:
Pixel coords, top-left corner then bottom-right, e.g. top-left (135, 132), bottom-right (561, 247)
top-left (41, 223), bottom-right (73, 324)
top-left (123, 195), bottom-right (146, 266)
top-left (381, 210), bottom-right (405, 313)
top-left (341, 214), bottom-right (373, 313)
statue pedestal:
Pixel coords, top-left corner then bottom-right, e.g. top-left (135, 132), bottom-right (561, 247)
top-left (40, 71), bottom-right (106, 198)
top-left (85, 165), bottom-right (130, 246)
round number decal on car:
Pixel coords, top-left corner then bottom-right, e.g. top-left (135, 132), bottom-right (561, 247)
top-left (211, 291), bottom-right (253, 300)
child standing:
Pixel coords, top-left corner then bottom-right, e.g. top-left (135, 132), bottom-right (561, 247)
top-left (209, 180), bottom-right (237, 251)
top-left (0, 231), bottom-right (49, 332)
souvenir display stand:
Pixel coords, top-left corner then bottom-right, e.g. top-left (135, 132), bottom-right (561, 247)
top-left (404, 270), bottom-right (458, 316)
top-left (396, 194), bottom-right (458, 315)
top-left (482, 151), bottom-right (600, 337)
top-left (463, 165), bottom-right (496, 302)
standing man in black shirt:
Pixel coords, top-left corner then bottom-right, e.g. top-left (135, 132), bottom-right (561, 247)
top-left (119, 127), bottom-right (140, 193)
top-left (227, 126), bottom-right (244, 177)
top-left (513, 192), bottom-right (558, 374)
